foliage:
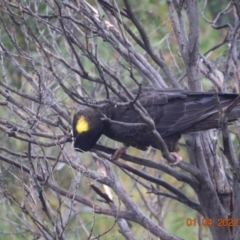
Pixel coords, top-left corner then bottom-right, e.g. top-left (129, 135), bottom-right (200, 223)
top-left (0, 0), bottom-right (240, 240)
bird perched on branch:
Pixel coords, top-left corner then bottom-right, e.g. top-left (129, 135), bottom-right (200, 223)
top-left (72, 88), bottom-right (240, 164)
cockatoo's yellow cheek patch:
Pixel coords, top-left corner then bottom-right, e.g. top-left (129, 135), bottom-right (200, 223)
top-left (76, 116), bottom-right (89, 133)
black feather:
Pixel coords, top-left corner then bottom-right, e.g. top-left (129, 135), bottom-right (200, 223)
top-left (72, 88), bottom-right (240, 152)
